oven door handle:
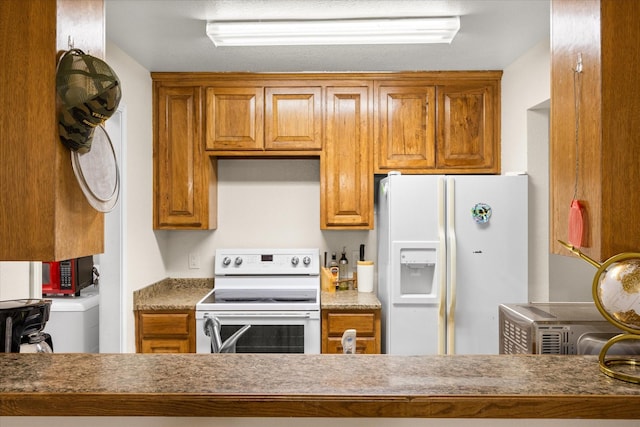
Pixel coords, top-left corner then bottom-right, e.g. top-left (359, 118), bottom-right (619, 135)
top-left (204, 312), bottom-right (315, 319)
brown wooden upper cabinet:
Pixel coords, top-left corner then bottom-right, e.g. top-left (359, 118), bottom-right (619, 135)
top-left (266, 87), bottom-right (322, 150)
top-left (205, 87), bottom-right (264, 150)
top-left (151, 72), bottom-right (500, 231)
top-left (205, 86), bottom-right (322, 152)
top-left (374, 76), bottom-right (500, 174)
top-left (436, 82), bottom-right (498, 171)
top-left (375, 84), bottom-right (437, 171)
top-left (321, 84), bottom-right (373, 229)
top-left (154, 85), bottom-right (216, 230)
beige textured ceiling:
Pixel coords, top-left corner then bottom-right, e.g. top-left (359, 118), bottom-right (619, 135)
top-left (105, 0), bottom-right (550, 72)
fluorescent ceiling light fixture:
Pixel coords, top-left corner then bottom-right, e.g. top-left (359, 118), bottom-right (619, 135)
top-left (206, 17), bottom-right (460, 46)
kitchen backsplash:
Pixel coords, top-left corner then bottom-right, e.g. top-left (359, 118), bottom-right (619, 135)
top-left (158, 158), bottom-right (377, 279)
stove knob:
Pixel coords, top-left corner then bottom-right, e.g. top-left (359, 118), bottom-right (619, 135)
top-left (291, 256), bottom-right (299, 266)
top-left (234, 257), bottom-right (243, 266)
top-left (222, 257), bottom-right (231, 266)
top-left (303, 256), bottom-right (311, 266)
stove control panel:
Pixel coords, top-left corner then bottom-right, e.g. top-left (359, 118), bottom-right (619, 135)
top-left (215, 249), bottom-right (320, 276)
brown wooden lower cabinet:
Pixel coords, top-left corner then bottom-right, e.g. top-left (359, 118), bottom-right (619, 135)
top-left (135, 310), bottom-right (195, 353)
top-left (321, 309), bottom-right (381, 354)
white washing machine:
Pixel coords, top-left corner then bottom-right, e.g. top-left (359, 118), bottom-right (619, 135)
top-left (44, 285), bottom-right (99, 353)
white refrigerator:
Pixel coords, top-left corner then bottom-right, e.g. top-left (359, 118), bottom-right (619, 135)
top-left (377, 173), bottom-right (528, 355)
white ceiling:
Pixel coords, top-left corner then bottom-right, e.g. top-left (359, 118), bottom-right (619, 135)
top-left (105, 0), bottom-right (550, 72)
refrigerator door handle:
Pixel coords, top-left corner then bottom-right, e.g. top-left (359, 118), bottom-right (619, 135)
top-left (446, 177), bottom-right (457, 355)
top-left (437, 177), bottom-right (447, 355)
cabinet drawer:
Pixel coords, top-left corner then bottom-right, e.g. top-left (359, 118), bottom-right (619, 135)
top-left (140, 313), bottom-right (191, 336)
top-left (141, 338), bottom-right (191, 353)
top-left (326, 312), bottom-right (375, 336)
top-left (326, 337), bottom-right (377, 354)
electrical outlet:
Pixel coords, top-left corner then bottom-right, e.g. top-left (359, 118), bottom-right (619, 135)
top-left (188, 253), bottom-right (200, 269)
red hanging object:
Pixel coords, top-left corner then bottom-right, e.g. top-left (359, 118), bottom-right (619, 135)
top-left (568, 57), bottom-right (585, 249)
top-left (568, 199), bottom-right (585, 247)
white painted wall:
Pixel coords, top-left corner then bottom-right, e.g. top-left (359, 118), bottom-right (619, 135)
top-left (501, 36), bottom-right (594, 303)
top-left (501, 38), bottom-right (551, 172)
top-left (106, 41), bottom-right (167, 352)
top-left (0, 262), bottom-right (31, 300)
top-left (501, 37), bottom-right (551, 302)
top-left (160, 159), bottom-right (375, 279)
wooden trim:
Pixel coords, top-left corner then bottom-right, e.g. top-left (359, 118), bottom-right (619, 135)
top-left (150, 71), bottom-right (503, 84)
top-left (2, 393), bottom-right (639, 418)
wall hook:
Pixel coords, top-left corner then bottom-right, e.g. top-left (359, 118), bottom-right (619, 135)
top-left (573, 52), bottom-right (583, 74)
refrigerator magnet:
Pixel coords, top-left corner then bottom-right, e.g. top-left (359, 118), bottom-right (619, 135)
top-left (471, 203), bottom-right (492, 224)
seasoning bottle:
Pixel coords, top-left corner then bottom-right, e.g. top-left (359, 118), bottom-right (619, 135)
top-left (329, 252), bottom-right (340, 285)
top-left (339, 247), bottom-right (349, 282)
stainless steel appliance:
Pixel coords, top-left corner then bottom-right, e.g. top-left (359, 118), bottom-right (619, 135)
top-left (0, 299), bottom-right (53, 353)
top-left (499, 302), bottom-right (640, 355)
top-left (196, 248), bottom-right (321, 354)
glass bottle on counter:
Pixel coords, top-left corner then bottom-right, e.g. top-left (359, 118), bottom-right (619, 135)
top-left (329, 252), bottom-right (340, 285)
top-left (339, 247), bottom-right (349, 282)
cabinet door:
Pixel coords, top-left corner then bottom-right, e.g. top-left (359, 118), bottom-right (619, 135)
top-left (155, 86), bottom-right (209, 229)
top-left (205, 87), bottom-right (264, 150)
top-left (136, 311), bottom-right (195, 353)
top-left (436, 83), bottom-right (499, 172)
top-left (321, 310), bottom-right (380, 354)
top-left (375, 84), bottom-right (436, 172)
top-left (265, 87), bottom-right (322, 150)
top-left (322, 85), bottom-right (372, 229)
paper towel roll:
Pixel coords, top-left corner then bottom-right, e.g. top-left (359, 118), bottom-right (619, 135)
top-left (357, 260), bottom-right (374, 293)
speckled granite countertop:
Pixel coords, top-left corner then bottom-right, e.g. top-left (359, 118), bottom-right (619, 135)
top-left (1, 353), bottom-right (639, 418)
top-left (321, 290), bottom-right (381, 310)
top-left (133, 281), bottom-right (377, 311)
top-left (133, 278), bottom-right (213, 310)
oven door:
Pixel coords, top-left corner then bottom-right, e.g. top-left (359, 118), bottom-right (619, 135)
top-left (196, 311), bottom-right (320, 354)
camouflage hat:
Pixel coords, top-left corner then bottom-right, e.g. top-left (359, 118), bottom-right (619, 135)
top-left (56, 49), bottom-right (121, 153)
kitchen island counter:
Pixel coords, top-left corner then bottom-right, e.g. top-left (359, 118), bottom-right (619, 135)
top-left (1, 353), bottom-right (639, 418)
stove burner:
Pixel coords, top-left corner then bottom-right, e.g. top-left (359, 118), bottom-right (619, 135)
top-left (200, 289), bottom-right (317, 305)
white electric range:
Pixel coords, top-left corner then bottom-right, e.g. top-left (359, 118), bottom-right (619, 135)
top-left (196, 248), bottom-right (320, 354)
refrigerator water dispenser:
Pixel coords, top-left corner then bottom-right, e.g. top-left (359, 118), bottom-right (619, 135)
top-left (399, 248), bottom-right (437, 297)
